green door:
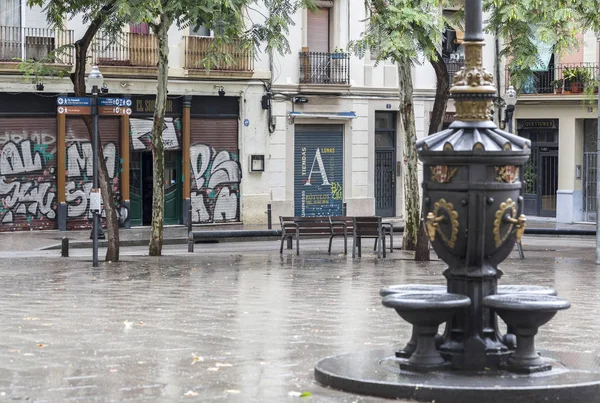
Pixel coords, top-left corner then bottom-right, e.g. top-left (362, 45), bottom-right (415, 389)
top-left (164, 151), bottom-right (182, 225)
top-left (129, 151), bottom-right (181, 226)
top-left (129, 152), bottom-right (143, 226)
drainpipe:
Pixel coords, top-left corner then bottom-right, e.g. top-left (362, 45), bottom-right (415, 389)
top-left (495, 30), bottom-right (502, 126)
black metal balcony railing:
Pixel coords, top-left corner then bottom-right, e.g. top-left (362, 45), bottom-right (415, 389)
top-left (92, 31), bottom-right (158, 67)
top-left (505, 63), bottom-right (599, 94)
top-left (299, 52), bottom-right (350, 85)
top-left (0, 26), bottom-right (74, 64)
top-left (184, 36), bottom-right (253, 72)
top-left (444, 57), bottom-right (464, 82)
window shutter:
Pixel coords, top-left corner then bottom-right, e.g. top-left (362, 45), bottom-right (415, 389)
top-left (307, 8), bottom-right (329, 53)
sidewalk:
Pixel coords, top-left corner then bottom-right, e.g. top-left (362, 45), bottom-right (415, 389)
top-left (0, 237), bottom-right (597, 402)
top-left (0, 216), bottom-right (594, 253)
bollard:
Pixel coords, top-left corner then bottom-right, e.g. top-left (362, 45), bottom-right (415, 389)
top-left (267, 203), bottom-right (272, 229)
top-left (187, 204), bottom-right (194, 253)
top-left (188, 203), bottom-right (192, 234)
top-left (342, 202), bottom-right (347, 216)
top-left (188, 234), bottom-right (194, 253)
top-left (61, 237), bottom-right (69, 257)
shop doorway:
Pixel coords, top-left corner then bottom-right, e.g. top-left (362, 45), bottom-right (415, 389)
top-left (130, 151), bottom-right (181, 226)
top-left (375, 112), bottom-right (396, 217)
top-left (518, 120), bottom-right (559, 217)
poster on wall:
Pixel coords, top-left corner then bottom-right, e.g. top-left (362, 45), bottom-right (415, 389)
top-left (294, 126), bottom-right (343, 217)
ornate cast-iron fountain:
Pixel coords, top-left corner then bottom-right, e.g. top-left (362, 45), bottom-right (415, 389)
top-left (314, 0), bottom-right (600, 400)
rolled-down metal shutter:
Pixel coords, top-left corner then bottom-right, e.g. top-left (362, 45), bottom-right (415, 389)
top-left (65, 117), bottom-right (121, 230)
top-left (294, 124), bottom-right (344, 217)
top-left (307, 8), bottom-right (330, 53)
top-left (0, 117), bottom-right (58, 231)
top-left (189, 118), bottom-right (240, 223)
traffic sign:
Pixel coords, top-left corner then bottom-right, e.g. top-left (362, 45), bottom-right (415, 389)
top-left (57, 106), bottom-right (91, 115)
top-left (98, 106), bottom-right (132, 116)
top-left (99, 98), bottom-right (132, 107)
top-left (57, 97), bottom-right (91, 106)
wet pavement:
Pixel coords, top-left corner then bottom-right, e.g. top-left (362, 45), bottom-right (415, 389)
top-left (0, 236), bottom-right (598, 402)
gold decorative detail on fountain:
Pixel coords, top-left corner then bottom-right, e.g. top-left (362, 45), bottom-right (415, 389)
top-left (454, 100), bottom-right (494, 121)
top-left (426, 199), bottom-right (459, 248)
top-left (450, 42), bottom-right (496, 92)
top-left (493, 199), bottom-right (527, 247)
top-left (449, 42), bottom-right (496, 121)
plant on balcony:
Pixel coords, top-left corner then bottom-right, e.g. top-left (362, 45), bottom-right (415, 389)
top-left (551, 79), bottom-right (564, 94)
top-left (330, 47), bottom-right (346, 59)
top-left (563, 67), bottom-right (591, 94)
top-left (16, 52), bottom-right (70, 91)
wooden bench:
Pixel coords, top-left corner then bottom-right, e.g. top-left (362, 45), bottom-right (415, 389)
top-left (353, 216), bottom-right (386, 258)
top-left (280, 216), bottom-right (343, 255)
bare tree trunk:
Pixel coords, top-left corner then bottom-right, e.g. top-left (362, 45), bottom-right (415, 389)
top-left (149, 13), bottom-right (171, 256)
top-left (414, 50), bottom-right (451, 262)
top-left (72, 2), bottom-right (120, 262)
top-left (397, 58), bottom-right (419, 251)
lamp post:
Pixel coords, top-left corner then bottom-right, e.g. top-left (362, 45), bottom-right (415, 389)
top-left (88, 66), bottom-right (103, 267)
top-left (505, 85), bottom-right (517, 133)
top-left (596, 32), bottom-right (600, 264)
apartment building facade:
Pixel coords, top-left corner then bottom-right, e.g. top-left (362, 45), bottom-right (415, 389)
top-left (0, 0), bottom-right (497, 232)
top-left (504, 32), bottom-right (600, 223)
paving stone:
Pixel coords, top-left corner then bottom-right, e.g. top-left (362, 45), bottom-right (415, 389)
top-left (0, 237), bottom-right (597, 402)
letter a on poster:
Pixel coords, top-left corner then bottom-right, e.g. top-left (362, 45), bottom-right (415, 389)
top-left (305, 148), bottom-right (330, 186)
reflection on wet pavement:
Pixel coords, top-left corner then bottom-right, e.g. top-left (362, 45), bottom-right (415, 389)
top-left (0, 237), bottom-right (597, 402)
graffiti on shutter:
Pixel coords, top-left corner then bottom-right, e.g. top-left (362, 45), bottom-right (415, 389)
top-left (129, 117), bottom-right (182, 151)
top-left (189, 118), bottom-right (240, 224)
top-left (190, 144), bottom-right (241, 223)
top-left (66, 118), bottom-right (120, 229)
top-left (0, 118), bottom-right (58, 230)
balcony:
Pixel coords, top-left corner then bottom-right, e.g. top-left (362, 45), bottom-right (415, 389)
top-left (444, 57), bottom-right (464, 83)
top-left (299, 51), bottom-right (350, 85)
top-left (183, 36), bottom-right (253, 73)
top-left (92, 31), bottom-right (158, 68)
top-left (0, 26), bottom-right (74, 64)
top-left (505, 63), bottom-right (599, 95)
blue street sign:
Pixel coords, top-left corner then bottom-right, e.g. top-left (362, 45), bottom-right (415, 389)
top-left (99, 98), bottom-right (132, 107)
top-left (57, 97), bottom-right (91, 106)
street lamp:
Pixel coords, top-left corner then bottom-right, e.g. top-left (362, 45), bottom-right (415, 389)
top-left (504, 85), bottom-right (517, 133)
top-left (88, 66), bottom-right (103, 267)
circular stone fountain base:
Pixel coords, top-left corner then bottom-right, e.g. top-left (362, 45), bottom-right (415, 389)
top-left (315, 348), bottom-right (600, 403)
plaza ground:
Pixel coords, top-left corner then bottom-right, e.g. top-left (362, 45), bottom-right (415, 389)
top-left (0, 234), bottom-right (597, 402)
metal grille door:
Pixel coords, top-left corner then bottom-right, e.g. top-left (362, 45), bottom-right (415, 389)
top-left (584, 152), bottom-right (597, 222)
top-left (375, 150), bottom-right (395, 216)
top-left (540, 152), bottom-right (558, 217)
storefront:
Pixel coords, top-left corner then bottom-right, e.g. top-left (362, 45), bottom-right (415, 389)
top-left (0, 94), bottom-right (58, 231)
top-left (128, 95), bottom-right (183, 226)
top-left (65, 117), bottom-right (121, 230)
top-left (189, 96), bottom-right (240, 224)
top-left (517, 119), bottom-right (559, 217)
top-left (294, 124), bottom-right (344, 217)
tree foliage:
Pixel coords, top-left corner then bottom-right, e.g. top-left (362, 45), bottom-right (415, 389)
top-left (486, 0), bottom-right (600, 91)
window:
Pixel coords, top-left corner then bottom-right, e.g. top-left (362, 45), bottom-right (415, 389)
top-left (307, 7), bottom-right (330, 53)
top-left (129, 23), bottom-right (150, 34)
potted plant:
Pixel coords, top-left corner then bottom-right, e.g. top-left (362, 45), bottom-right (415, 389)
top-left (330, 47), bottom-right (346, 59)
top-left (563, 67), bottom-right (590, 94)
top-left (551, 79), bottom-right (564, 94)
